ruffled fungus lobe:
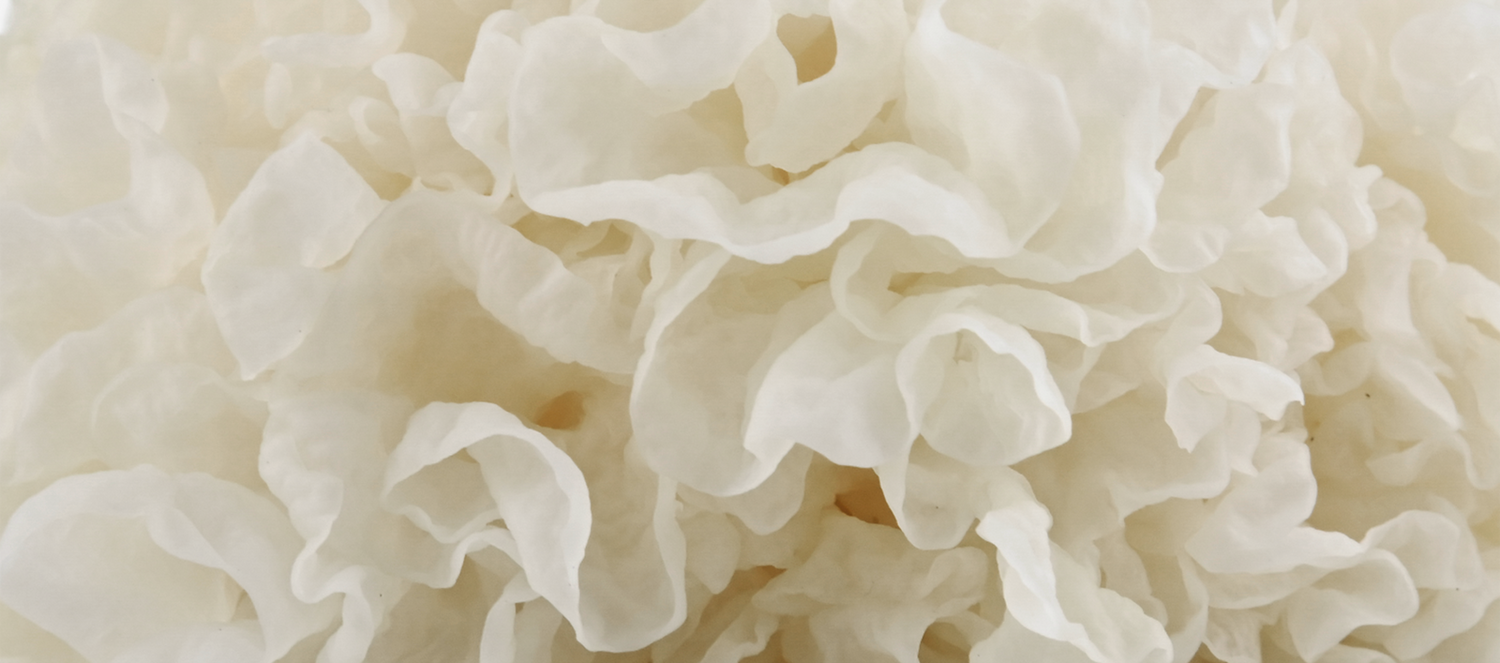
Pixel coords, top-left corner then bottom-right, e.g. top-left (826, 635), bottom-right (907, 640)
top-left (4, 0), bottom-right (1500, 662)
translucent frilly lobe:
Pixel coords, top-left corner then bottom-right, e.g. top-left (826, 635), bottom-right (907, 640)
top-left (4, 0), bottom-right (1500, 662)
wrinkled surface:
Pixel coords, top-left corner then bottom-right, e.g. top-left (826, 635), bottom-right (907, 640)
top-left (4, 0), bottom-right (1500, 662)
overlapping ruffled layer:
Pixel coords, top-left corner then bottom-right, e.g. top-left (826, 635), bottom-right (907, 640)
top-left (4, 0), bottom-right (1500, 662)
